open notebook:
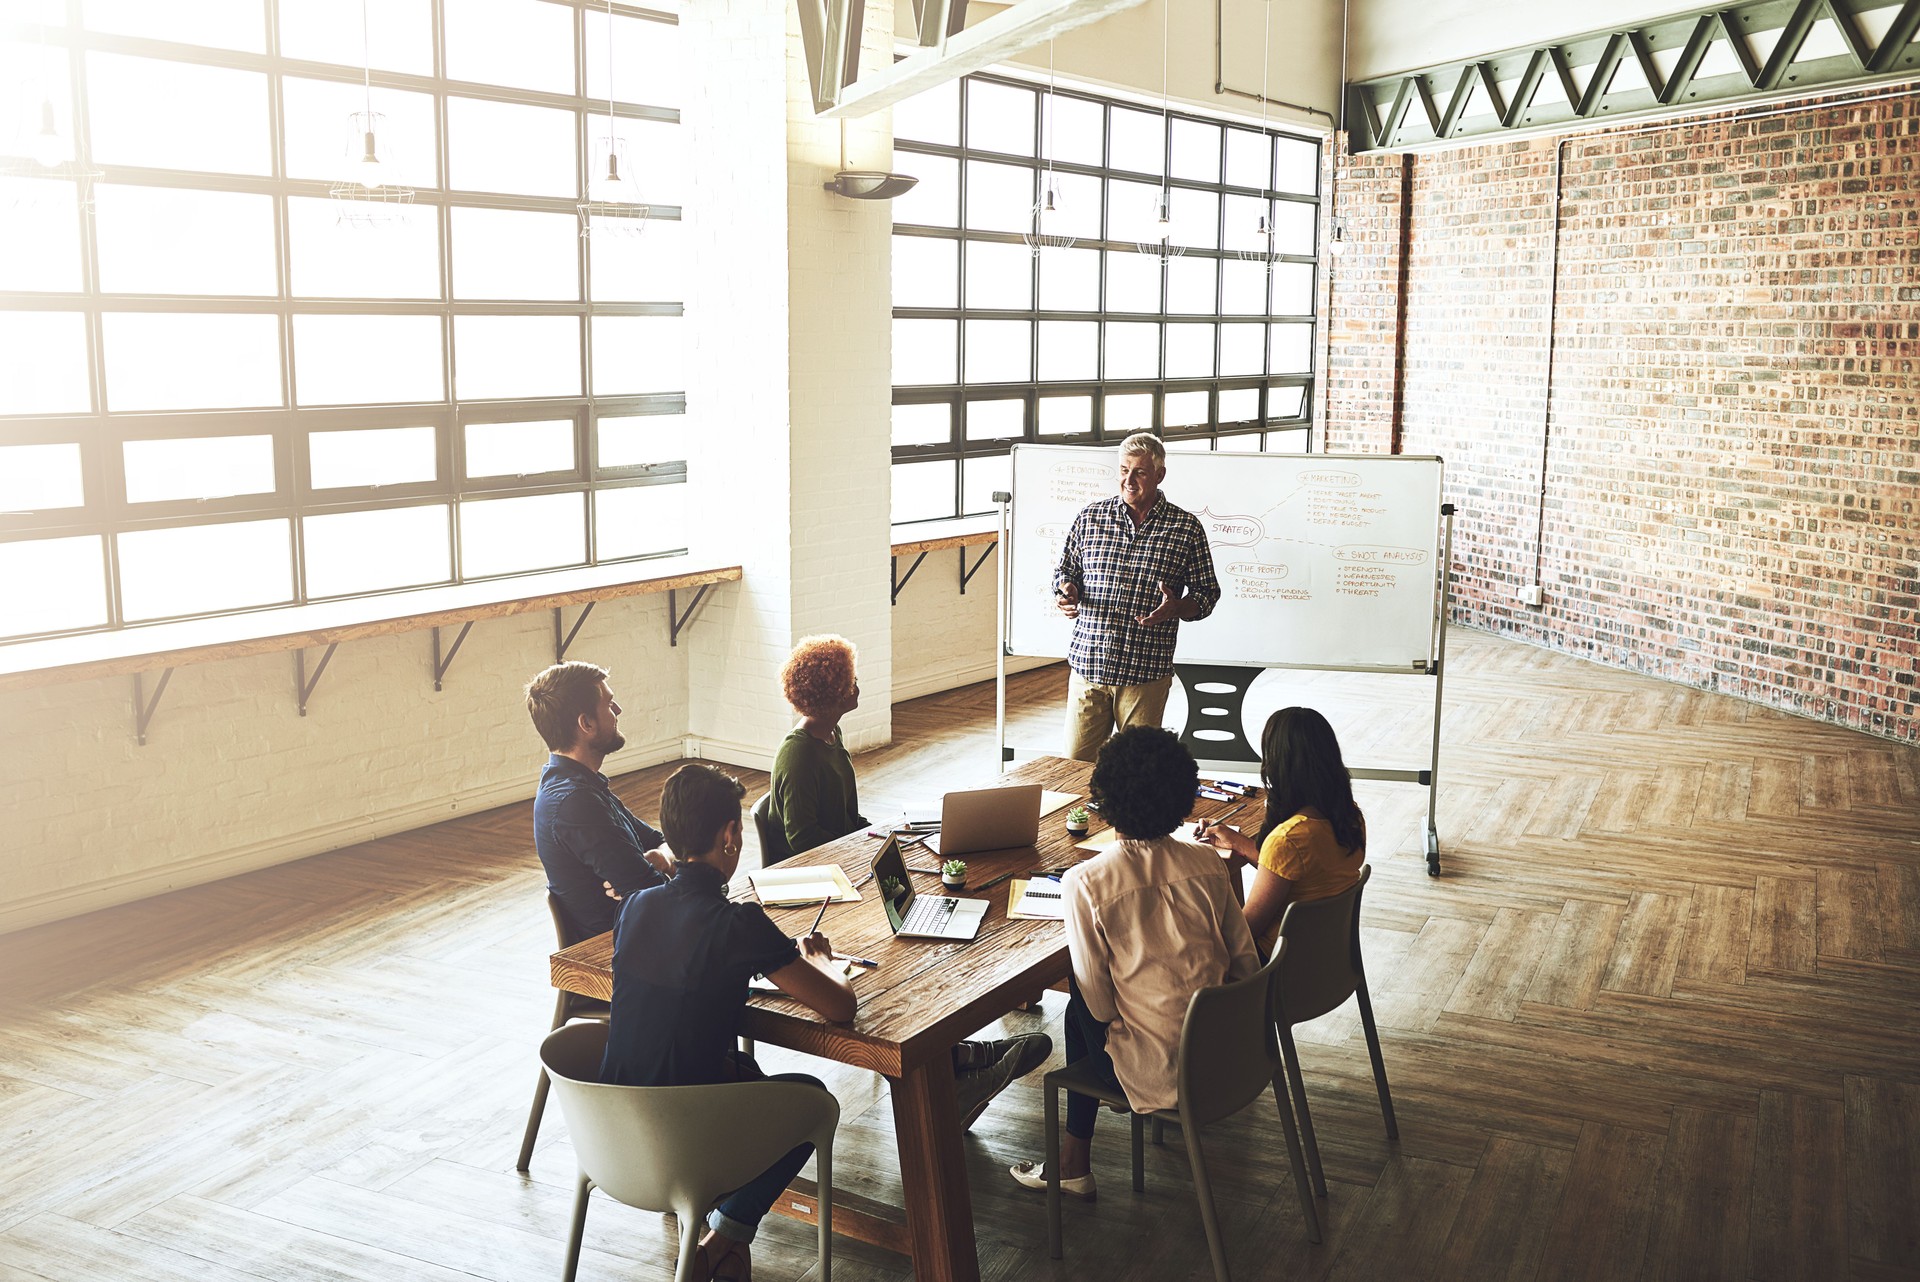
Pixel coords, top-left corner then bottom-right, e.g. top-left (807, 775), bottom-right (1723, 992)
top-left (746, 862), bottom-right (860, 906)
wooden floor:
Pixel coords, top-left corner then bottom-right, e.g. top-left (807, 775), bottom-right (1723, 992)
top-left (2, 627), bottom-right (1917, 1282)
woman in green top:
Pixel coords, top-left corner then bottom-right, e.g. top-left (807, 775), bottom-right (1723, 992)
top-left (766, 635), bottom-right (869, 863)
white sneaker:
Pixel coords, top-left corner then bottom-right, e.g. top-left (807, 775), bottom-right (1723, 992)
top-left (1009, 1160), bottom-right (1096, 1201)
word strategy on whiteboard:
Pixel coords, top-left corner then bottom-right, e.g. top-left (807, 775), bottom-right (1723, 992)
top-left (1201, 468), bottom-right (1428, 605)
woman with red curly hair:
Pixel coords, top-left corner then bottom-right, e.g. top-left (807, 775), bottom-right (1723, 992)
top-left (766, 635), bottom-right (869, 862)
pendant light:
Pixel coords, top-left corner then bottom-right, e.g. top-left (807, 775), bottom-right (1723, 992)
top-left (330, 0), bottom-right (414, 227)
top-left (1236, 0), bottom-right (1279, 265)
top-left (1134, 0), bottom-right (1184, 263)
top-left (1023, 40), bottom-right (1074, 256)
top-left (580, 1), bottom-right (648, 238)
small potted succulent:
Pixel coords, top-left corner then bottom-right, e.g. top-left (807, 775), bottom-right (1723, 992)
top-left (1065, 804), bottom-right (1091, 836)
top-left (941, 858), bottom-right (968, 890)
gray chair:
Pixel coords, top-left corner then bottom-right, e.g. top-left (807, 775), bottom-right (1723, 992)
top-left (1043, 939), bottom-right (1320, 1280)
top-left (517, 891), bottom-right (611, 1172)
top-left (540, 1022), bottom-right (839, 1282)
top-left (1270, 864), bottom-right (1398, 1199)
top-left (751, 792), bottom-right (790, 866)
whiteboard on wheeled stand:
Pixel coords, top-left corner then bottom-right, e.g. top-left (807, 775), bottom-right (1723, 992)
top-left (1007, 444), bottom-right (1446, 670)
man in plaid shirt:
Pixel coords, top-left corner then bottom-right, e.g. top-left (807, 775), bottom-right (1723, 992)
top-left (1052, 433), bottom-right (1220, 761)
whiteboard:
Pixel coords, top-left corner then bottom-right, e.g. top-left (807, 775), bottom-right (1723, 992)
top-left (1006, 444), bottom-right (1446, 669)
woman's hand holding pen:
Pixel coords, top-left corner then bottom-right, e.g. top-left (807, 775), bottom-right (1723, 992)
top-left (1193, 803), bottom-right (1257, 862)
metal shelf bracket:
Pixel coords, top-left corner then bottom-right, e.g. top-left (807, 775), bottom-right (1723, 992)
top-left (959, 542), bottom-right (996, 594)
top-left (296, 644), bottom-right (339, 717)
top-left (132, 668), bottom-right (174, 747)
top-left (432, 622), bottom-right (474, 691)
top-left (668, 586), bottom-right (712, 647)
top-left (554, 603), bottom-right (596, 663)
top-left (891, 551), bottom-right (929, 605)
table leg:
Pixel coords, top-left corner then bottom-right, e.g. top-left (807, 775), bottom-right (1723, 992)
top-left (889, 1054), bottom-right (980, 1282)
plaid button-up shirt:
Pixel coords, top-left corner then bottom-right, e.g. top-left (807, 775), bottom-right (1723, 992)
top-left (1052, 492), bottom-right (1220, 687)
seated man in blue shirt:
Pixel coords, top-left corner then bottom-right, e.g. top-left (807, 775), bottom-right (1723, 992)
top-left (526, 661), bottom-right (673, 939)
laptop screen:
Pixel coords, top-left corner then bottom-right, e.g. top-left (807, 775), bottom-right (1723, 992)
top-left (871, 836), bottom-right (915, 933)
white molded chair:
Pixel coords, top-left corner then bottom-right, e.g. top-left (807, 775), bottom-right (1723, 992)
top-left (540, 1022), bottom-right (840, 1282)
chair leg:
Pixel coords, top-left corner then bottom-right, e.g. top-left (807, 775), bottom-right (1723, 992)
top-left (562, 1173), bottom-right (591, 1282)
top-left (1129, 1112), bottom-right (1145, 1193)
top-left (671, 1203), bottom-right (704, 1282)
top-left (738, 1036), bottom-right (755, 1057)
top-left (1151, 1116), bottom-right (1166, 1146)
top-left (1045, 1079), bottom-right (1064, 1260)
top-left (517, 1068), bottom-right (552, 1173)
top-left (1270, 1074), bottom-right (1321, 1243)
top-left (1179, 1115), bottom-right (1232, 1282)
top-left (815, 1137), bottom-right (833, 1282)
top-left (1355, 977), bottom-right (1399, 1140)
top-left (1278, 1023), bottom-right (1327, 1197)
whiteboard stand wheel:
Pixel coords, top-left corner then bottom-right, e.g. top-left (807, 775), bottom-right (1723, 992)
top-left (1424, 827), bottom-right (1440, 877)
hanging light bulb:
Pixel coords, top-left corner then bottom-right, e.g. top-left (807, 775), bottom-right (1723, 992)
top-left (329, 0), bottom-right (414, 227)
top-left (589, 138), bottom-right (638, 205)
top-left (579, 2), bottom-right (648, 238)
top-left (355, 119), bottom-right (385, 190)
top-left (1133, 0), bottom-right (1184, 263)
top-left (31, 98), bottom-right (67, 169)
top-left (1023, 41), bottom-right (1076, 256)
top-left (1328, 216), bottom-right (1348, 257)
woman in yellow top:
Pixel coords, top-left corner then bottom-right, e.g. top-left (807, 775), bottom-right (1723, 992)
top-left (1194, 706), bottom-right (1364, 955)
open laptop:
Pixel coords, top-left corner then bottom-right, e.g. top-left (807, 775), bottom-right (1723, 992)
top-left (870, 835), bottom-right (987, 941)
top-left (921, 783), bottom-right (1044, 858)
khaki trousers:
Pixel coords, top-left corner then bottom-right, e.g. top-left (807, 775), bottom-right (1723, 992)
top-left (1065, 671), bottom-right (1174, 763)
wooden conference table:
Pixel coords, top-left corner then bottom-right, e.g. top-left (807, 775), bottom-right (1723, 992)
top-left (550, 755), bottom-right (1251, 1282)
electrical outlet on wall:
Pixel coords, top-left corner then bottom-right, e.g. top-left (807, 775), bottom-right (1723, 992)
top-left (1518, 584), bottom-right (1544, 607)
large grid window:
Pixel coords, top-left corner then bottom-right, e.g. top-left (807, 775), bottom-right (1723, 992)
top-left (0, 0), bottom-right (685, 643)
top-left (890, 72), bottom-right (1321, 524)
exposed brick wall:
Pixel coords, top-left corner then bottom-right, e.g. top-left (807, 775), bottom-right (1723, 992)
top-left (1328, 91), bottom-right (1920, 743)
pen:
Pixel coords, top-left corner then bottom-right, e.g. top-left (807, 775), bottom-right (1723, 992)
top-left (832, 952), bottom-right (879, 969)
top-left (1195, 802), bottom-right (1245, 835)
top-left (808, 894), bottom-right (832, 934)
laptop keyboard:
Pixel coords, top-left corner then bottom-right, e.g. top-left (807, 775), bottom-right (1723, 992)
top-left (900, 894), bottom-right (957, 935)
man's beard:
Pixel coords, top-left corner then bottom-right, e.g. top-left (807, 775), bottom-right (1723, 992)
top-left (596, 730), bottom-right (626, 755)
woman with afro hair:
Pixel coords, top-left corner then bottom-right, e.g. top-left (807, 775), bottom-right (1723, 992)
top-left (765, 635), bottom-right (870, 862)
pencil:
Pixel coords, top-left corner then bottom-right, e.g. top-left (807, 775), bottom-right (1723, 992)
top-left (808, 894), bottom-right (832, 934)
top-left (1195, 802), bottom-right (1245, 836)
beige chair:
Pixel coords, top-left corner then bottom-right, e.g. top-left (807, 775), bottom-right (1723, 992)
top-left (1042, 939), bottom-right (1320, 1280)
top-left (1270, 864), bottom-right (1398, 1199)
top-left (517, 892), bottom-right (611, 1172)
top-left (751, 792), bottom-right (790, 866)
top-left (540, 1022), bottom-right (839, 1282)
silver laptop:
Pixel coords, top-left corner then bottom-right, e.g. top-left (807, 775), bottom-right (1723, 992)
top-left (921, 783), bottom-right (1043, 858)
top-left (871, 836), bottom-right (986, 941)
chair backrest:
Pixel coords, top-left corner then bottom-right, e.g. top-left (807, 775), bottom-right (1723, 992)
top-left (540, 1022), bottom-right (839, 1214)
top-left (1272, 863), bottom-right (1372, 1027)
top-left (1174, 939), bottom-right (1288, 1129)
top-left (548, 890), bottom-right (590, 950)
top-left (752, 792), bottom-right (790, 866)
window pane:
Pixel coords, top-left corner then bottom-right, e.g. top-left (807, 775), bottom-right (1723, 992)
top-left (466, 420), bottom-right (573, 478)
top-left (1164, 390), bottom-right (1209, 430)
top-left (1269, 322), bottom-right (1312, 374)
top-left (304, 503), bottom-right (450, 597)
top-left (103, 313), bottom-right (281, 411)
top-left (1105, 392), bottom-right (1151, 434)
top-left (288, 195), bottom-right (441, 298)
top-left (0, 536), bottom-right (107, 638)
top-left (1037, 320), bottom-right (1097, 381)
top-left (0, 312), bottom-right (90, 415)
top-left (598, 413), bottom-right (687, 469)
top-left (963, 319), bottom-right (1030, 383)
top-left (94, 186), bottom-right (277, 296)
top-left (282, 77), bottom-right (438, 191)
top-left (1104, 321), bottom-right (1159, 379)
top-left (965, 399), bottom-right (1024, 441)
top-left (1040, 170), bottom-right (1103, 240)
top-left (894, 81), bottom-right (958, 146)
top-left (894, 235), bottom-right (958, 309)
top-left (589, 217), bottom-right (684, 302)
top-left (86, 54), bottom-right (270, 175)
top-left (1165, 433), bottom-right (1212, 452)
top-left (1038, 396), bottom-right (1092, 438)
top-left (309, 426), bottom-right (437, 488)
top-left (1170, 118), bottom-right (1220, 183)
top-left (967, 79), bottom-right (1034, 155)
top-left (1223, 194), bottom-right (1272, 254)
top-left (0, 179), bottom-right (83, 292)
top-left (1166, 322), bottom-right (1214, 378)
top-left (118, 519), bottom-right (292, 620)
top-left (1267, 384), bottom-right (1306, 419)
top-left (448, 97), bottom-right (577, 197)
top-left (294, 315), bottom-right (445, 406)
top-left (892, 154), bottom-right (957, 227)
top-left (452, 207), bottom-right (579, 300)
top-left (893, 319), bottom-right (956, 386)
top-left (1169, 187), bottom-right (1218, 249)
top-left (597, 483), bottom-right (687, 559)
top-left (962, 453), bottom-right (1009, 514)
top-left (1276, 136), bottom-right (1319, 195)
top-left (891, 458), bottom-right (955, 523)
top-left (86, 0), bottom-right (265, 51)
top-left (1266, 427), bottom-right (1309, 453)
top-left (445, 0), bottom-right (574, 94)
top-left (591, 316), bottom-right (683, 396)
top-left (460, 491), bottom-right (584, 576)
top-left (1037, 246), bottom-right (1099, 311)
top-left (1167, 255), bottom-right (1216, 314)
top-left (1108, 108), bottom-right (1163, 174)
top-left (1219, 387), bottom-right (1259, 426)
top-left (454, 316), bottom-right (581, 400)
top-left (964, 160), bottom-right (1034, 235)
top-left (0, 444), bottom-right (84, 511)
top-left (1273, 262), bottom-right (1315, 315)
top-left (1273, 200), bottom-right (1316, 255)
top-left (1222, 258), bottom-right (1271, 315)
top-left (1220, 323), bottom-right (1265, 377)
top-left (964, 239), bottom-right (1032, 310)
top-left (1224, 129), bottom-right (1270, 189)
top-left (1042, 92), bottom-right (1103, 166)
top-left (1107, 178), bottom-right (1165, 246)
top-left (587, 11), bottom-right (680, 107)
top-left (1105, 250), bottom-right (1160, 312)
top-left (891, 403), bottom-right (949, 448)
top-left (123, 435), bottom-right (275, 504)
top-left (278, 0), bottom-right (434, 73)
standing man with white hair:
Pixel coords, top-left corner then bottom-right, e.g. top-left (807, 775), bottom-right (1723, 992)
top-left (1052, 432), bottom-right (1221, 762)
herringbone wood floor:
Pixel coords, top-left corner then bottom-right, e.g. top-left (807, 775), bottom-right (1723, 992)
top-left (2, 628), bottom-right (1917, 1281)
